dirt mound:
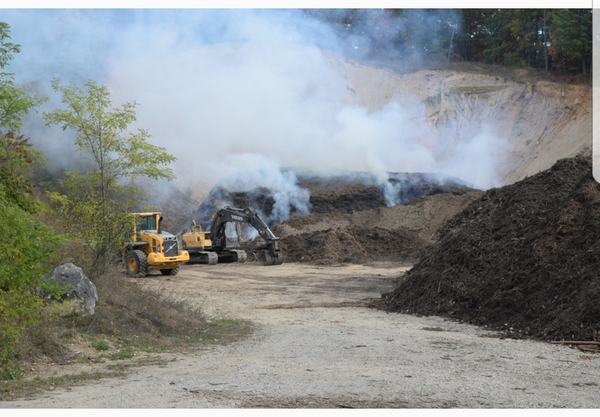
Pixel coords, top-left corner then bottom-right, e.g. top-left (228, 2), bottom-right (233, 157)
top-left (273, 226), bottom-right (418, 265)
top-left (177, 170), bottom-right (478, 235)
top-left (381, 153), bottom-right (600, 341)
top-left (246, 191), bottom-right (482, 265)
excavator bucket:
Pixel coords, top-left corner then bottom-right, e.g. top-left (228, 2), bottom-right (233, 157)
top-left (254, 243), bottom-right (284, 266)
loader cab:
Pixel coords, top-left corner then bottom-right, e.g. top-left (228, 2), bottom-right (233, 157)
top-left (137, 214), bottom-right (159, 232)
top-left (127, 212), bottom-right (162, 242)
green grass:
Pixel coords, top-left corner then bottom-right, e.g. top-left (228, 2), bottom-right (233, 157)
top-left (93, 340), bottom-right (109, 351)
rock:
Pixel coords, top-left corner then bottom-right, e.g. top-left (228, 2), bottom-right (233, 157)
top-left (42, 264), bottom-right (98, 315)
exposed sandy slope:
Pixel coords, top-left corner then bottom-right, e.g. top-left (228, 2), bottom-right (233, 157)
top-left (334, 59), bottom-right (591, 185)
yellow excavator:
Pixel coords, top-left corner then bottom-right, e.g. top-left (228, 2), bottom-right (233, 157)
top-left (181, 206), bottom-right (283, 266)
top-left (121, 212), bottom-right (190, 277)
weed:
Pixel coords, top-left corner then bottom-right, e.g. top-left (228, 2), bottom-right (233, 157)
top-left (93, 340), bottom-right (109, 351)
top-left (106, 349), bottom-right (134, 361)
top-left (0, 370), bottom-right (124, 401)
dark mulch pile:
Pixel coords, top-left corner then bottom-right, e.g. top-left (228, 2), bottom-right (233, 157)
top-left (382, 154), bottom-right (600, 341)
top-left (275, 226), bottom-right (426, 265)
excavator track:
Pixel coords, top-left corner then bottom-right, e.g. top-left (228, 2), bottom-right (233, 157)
top-left (187, 251), bottom-right (218, 265)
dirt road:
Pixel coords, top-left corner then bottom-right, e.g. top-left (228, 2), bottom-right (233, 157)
top-left (4, 262), bottom-right (600, 408)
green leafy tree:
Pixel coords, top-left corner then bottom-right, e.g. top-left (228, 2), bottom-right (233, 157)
top-left (0, 22), bottom-right (45, 132)
top-left (0, 22), bottom-right (46, 214)
top-left (44, 79), bottom-right (177, 277)
top-left (549, 9), bottom-right (592, 76)
top-left (0, 22), bottom-right (60, 379)
top-left (0, 130), bottom-right (42, 214)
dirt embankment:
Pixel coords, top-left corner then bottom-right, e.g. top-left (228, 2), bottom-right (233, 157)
top-left (382, 153), bottom-right (600, 342)
top-left (268, 191), bottom-right (482, 264)
top-left (337, 61), bottom-right (592, 185)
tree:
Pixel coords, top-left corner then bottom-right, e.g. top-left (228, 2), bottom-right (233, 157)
top-left (44, 79), bottom-right (177, 277)
top-left (0, 22), bottom-right (60, 380)
top-left (549, 9), bottom-right (592, 76)
top-left (0, 23), bottom-right (45, 132)
top-left (0, 129), bottom-right (61, 379)
top-left (0, 22), bottom-right (46, 214)
top-left (44, 79), bottom-right (176, 203)
top-left (0, 131), bottom-right (40, 214)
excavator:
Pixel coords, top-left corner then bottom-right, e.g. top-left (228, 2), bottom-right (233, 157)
top-left (181, 206), bottom-right (283, 266)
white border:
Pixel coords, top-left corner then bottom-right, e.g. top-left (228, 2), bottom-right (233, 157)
top-left (0, 1), bottom-right (594, 9)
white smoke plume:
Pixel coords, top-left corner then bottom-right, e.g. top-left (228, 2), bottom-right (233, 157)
top-left (214, 153), bottom-right (311, 224)
top-left (4, 9), bottom-right (506, 214)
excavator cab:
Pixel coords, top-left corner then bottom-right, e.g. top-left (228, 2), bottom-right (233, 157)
top-left (223, 221), bottom-right (243, 248)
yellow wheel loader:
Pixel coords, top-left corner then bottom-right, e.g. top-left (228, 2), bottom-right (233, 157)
top-left (121, 212), bottom-right (190, 277)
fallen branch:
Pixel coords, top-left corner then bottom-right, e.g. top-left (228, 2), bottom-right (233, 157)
top-left (576, 345), bottom-right (600, 353)
top-left (550, 341), bottom-right (600, 346)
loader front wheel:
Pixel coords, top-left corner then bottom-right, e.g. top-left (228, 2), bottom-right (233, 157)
top-left (125, 250), bottom-right (148, 278)
top-left (160, 267), bottom-right (180, 276)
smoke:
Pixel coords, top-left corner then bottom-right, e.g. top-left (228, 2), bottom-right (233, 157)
top-left (3, 9), bottom-right (506, 215)
top-left (214, 153), bottom-right (311, 224)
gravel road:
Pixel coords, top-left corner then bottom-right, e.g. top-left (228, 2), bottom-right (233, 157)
top-left (3, 262), bottom-right (600, 408)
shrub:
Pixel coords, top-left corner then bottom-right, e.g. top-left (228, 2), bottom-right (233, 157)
top-left (0, 197), bottom-right (62, 379)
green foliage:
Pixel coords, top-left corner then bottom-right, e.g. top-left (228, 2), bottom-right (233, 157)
top-left (0, 23), bottom-right (45, 214)
top-left (44, 79), bottom-right (176, 202)
top-left (458, 8), bottom-right (591, 75)
top-left (43, 79), bottom-right (177, 278)
top-left (93, 340), bottom-right (109, 351)
top-left (48, 186), bottom-right (132, 278)
top-left (0, 23), bottom-right (46, 132)
top-left (0, 130), bottom-right (43, 214)
top-left (0, 22), bottom-right (20, 69)
top-left (0, 21), bottom-right (60, 380)
top-left (308, 9), bottom-right (591, 77)
top-left (0, 192), bottom-right (63, 379)
top-left (549, 9), bottom-right (592, 76)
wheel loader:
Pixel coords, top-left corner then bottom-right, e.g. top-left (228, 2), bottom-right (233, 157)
top-left (121, 212), bottom-right (190, 277)
top-left (182, 206), bottom-right (283, 266)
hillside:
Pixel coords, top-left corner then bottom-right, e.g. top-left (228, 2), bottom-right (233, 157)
top-left (158, 61), bottom-right (590, 223)
top-left (336, 60), bottom-right (591, 185)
